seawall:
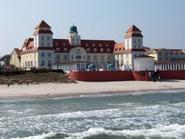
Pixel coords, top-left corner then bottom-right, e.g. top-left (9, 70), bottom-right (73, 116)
top-left (69, 70), bottom-right (185, 81)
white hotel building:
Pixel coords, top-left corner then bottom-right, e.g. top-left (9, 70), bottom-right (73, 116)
top-left (10, 20), bottom-right (154, 71)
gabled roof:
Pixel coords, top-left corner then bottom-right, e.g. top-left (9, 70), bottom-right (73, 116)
top-left (35, 20), bottom-right (51, 29)
top-left (14, 48), bottom-right (22, 55)
top-left (126, 25), bottom-right (141, 33)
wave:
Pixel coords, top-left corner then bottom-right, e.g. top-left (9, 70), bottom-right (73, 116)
top-left (12, 124), bottom-right (185, 139)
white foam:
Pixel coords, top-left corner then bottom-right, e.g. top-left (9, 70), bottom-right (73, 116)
top-left (12, 124), bottom-right (185, 139)
top-left (67, 124), bottom-right (185, 139)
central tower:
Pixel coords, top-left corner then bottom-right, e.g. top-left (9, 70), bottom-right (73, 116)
top-left (68, 25), bottom-right (81, 46)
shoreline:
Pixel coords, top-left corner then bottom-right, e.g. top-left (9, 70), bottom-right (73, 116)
top-left (0, 80), bottom-right (185, 100)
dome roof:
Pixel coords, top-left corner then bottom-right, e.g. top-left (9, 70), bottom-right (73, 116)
top-left (69, 25), bottom-right (78, 33)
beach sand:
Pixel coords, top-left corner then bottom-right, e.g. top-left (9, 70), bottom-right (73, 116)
top-left (0, 80), bottom-right (185, 99)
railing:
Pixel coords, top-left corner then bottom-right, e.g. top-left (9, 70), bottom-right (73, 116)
top-left (155, 62), bottom-right (185, 71)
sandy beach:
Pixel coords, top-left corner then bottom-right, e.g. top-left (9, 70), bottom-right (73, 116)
top-left (0, 80), bottom-right (185, 99)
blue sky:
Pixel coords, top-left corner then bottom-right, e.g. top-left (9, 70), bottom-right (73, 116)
top-left (0, 0), bottom-right (184, 56)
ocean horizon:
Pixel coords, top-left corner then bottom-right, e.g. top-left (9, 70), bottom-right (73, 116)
top-left (1, 89), bottom-right (185, 139)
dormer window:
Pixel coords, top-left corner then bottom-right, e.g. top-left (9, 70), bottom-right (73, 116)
top-left (56, 47), bottom-right (60, 51)
top-left (64, 48), bottom-right (67, 52)
top-left (87, 48), bottom-right (90, 52)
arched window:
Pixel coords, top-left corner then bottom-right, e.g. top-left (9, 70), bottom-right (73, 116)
top-left (94, 48), bottom-right (97, 52)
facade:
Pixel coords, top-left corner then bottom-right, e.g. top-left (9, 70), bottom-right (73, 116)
top-left (147, 48), bottom-right (185, 63)
top-left (134, 56), bottom-right (154, 71)
top-left (114, 25), bottom-right (150, 71)
top-left (12, 20), bottom-right (115, 71)
top-left (10, 20), bottom-right (162, 71)
top-left (9, 48), bottom-right (22, 68)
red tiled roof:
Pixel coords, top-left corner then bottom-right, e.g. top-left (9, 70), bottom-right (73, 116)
top-left (35, 20), bottom-right (51, 29)
top-left (114, 43), bottom-right (125, 53)
top-left (21, 38), bottom-right (115, 53)
top-left (126, 25), bottom-right (141, 33)
top-left (125, 25), bottom-right (143, 38)
top-left (121, 48), bottom-right (146, 53)
top-left (53, 39), bottom-right (115, 53)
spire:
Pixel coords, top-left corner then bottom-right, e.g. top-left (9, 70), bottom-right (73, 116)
top-left (69, 25), bottom-right (78, 33)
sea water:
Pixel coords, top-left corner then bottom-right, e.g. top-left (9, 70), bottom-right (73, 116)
top-left (1, 90), bottom-right (185, 139)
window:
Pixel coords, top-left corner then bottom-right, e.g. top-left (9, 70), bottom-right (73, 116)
top-left (93, 43), bottom-right (96, 47)
top-left (107, 48), bottom-right (110, 52)
top-left (48, 60), bottom-right (51, 67)
top-left (106, 44), bottom-right (109, 47)
top-left (28, 61), bottom-right (30, 67)
top-left (99, 44), bottom-right (102, 47)
top-left (41, 60), bottom-right (45, 66)
top-left (86, 43), bottom-right (88, 47)
top-left (47, 43), bottom-right (50, 47)
top-left (101, 55), bottom-right (104, 60)
top-left (41, 36), bottom-right (44, 40)
top-left (41, 52), bottom-right (45, 58)
top-left (64, 55), bottom-right (68, 60)
top-left (25, 61), bottom-right (27, 67)
top-left (56, 55), bottom-right (60, 60)
top-left (87, 55), bottom-right (90, 60)
top-left (47, 36), bottom-right (50, 40)
top-left (94, 48), bottom-right (97, 52)
top-left (63, 43), bottom-right (66, 46)
top-left (100, 48), bottom-right (104, 52)
top-left (56, 47), bottom-right (60, 51)
top-left (94, 55), bottom-right (97, 60)
top-left (41, 42), bottom-right (44, 47)
top-left (31, 61), bottom-right (33, 67)
top-left (64, 48), bottom-right (67, 52)
top-left (47, 53), bottom-right (52, 57)
top-left (87, 48), bottom-right (90, 52)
